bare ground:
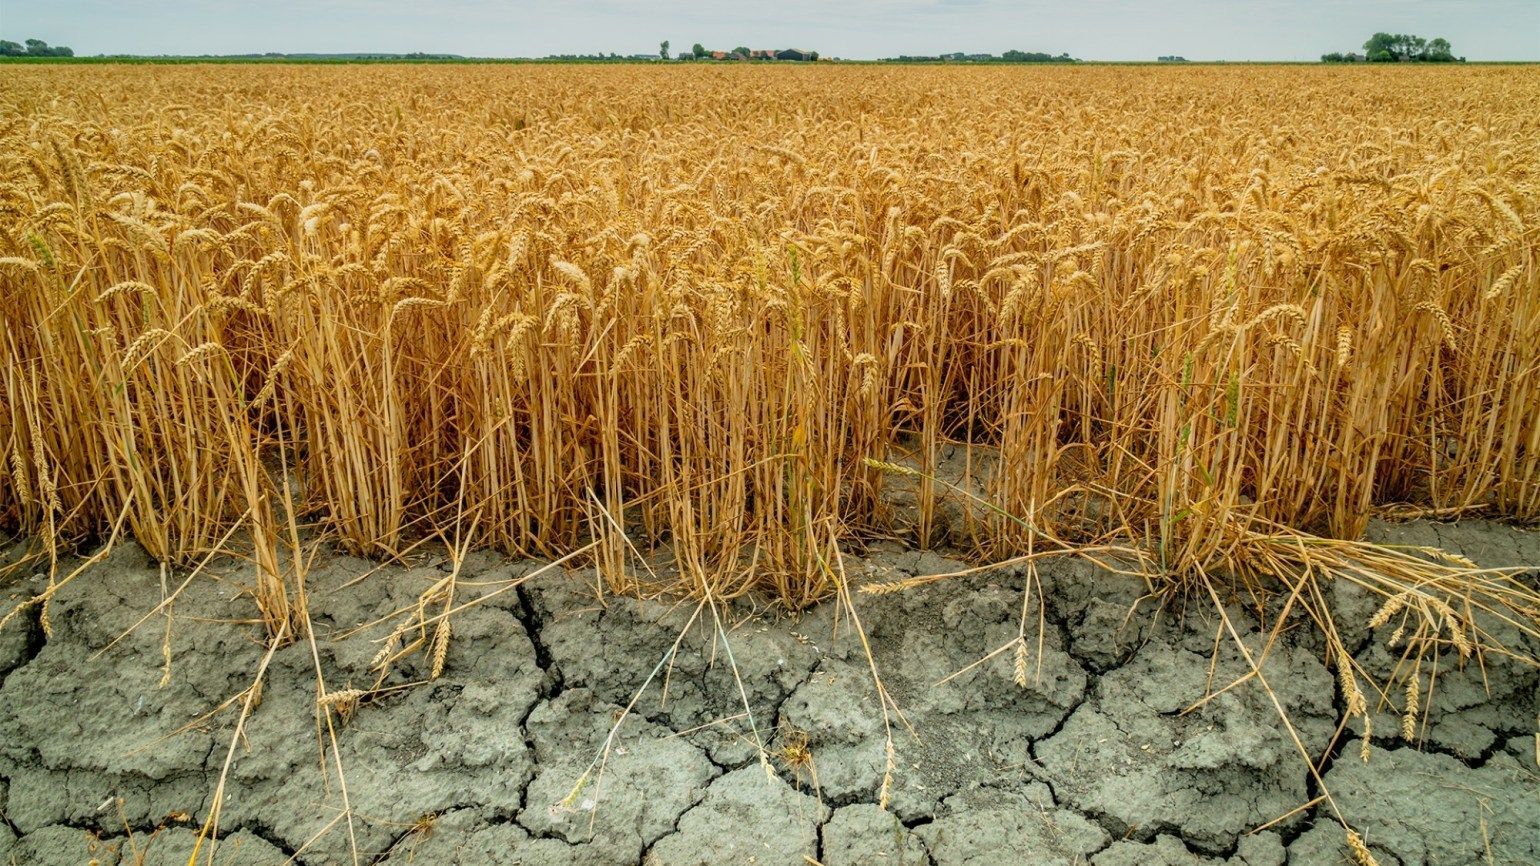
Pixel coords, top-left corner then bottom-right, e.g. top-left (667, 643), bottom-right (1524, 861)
top-left (0, 519), bottom-right (1536, 865)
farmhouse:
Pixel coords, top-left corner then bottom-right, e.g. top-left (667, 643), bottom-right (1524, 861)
top-left (698, 47), bottom-right (819, 61)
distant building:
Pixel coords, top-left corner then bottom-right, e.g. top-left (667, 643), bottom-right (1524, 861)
top-left (696, 47), bottom-right (818, 62)
top-left (1157, 55), bottom-right (1189, 62)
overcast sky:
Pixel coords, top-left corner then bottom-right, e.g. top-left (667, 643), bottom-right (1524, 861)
top-left (3, 1), bottom-right (1536, 61)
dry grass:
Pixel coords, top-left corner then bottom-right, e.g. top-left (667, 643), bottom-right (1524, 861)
top-left (3, 64), bottom-right (1535, 612)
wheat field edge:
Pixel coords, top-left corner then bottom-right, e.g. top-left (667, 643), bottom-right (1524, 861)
top-left (1, 64), bottom-right (1537, 619)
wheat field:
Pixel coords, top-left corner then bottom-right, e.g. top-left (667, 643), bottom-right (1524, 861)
top-left (1, 65), bottom-right (1537, 632)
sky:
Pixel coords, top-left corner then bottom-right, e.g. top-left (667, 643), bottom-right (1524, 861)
top-left (2, 0), bottom-right (1537, 61)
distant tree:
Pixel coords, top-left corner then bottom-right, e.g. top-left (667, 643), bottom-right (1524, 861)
top-left (732, 46), bottom-right (751, 59)
top-left (1358, 32), bottom-right (1457, 62)
top-left (13, 38), bottom-right (72, 57)
top-left (982, 49), bottom-right (1076, 63)
top-left (809, 51), bottom-right (819, 61)
top-left (659, 40), bottom-right (669, 60)
top-left (692, 43), bottom-right (706, 59)
top-left (1426, 37), bottom-right (1455, 61)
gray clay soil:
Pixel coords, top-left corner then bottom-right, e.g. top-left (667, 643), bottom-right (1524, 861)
top-left (0, 519), bottom-right (1536, 865)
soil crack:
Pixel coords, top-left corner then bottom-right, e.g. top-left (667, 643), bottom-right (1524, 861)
top-left (513, 584), bottom-right (563, 699)
top-left (23, 816), bottom-right (307, 865)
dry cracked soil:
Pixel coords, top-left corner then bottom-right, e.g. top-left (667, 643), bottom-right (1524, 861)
top-left (0, 519), bottom-right (1537, 865)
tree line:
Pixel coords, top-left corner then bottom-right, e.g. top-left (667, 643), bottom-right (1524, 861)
top-left (883, 50), bottom-right (1077, 63)
top-left (1323, 33), bottom-right (1460, 63)
top-left (0, 38), bottom-right (74, 57)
